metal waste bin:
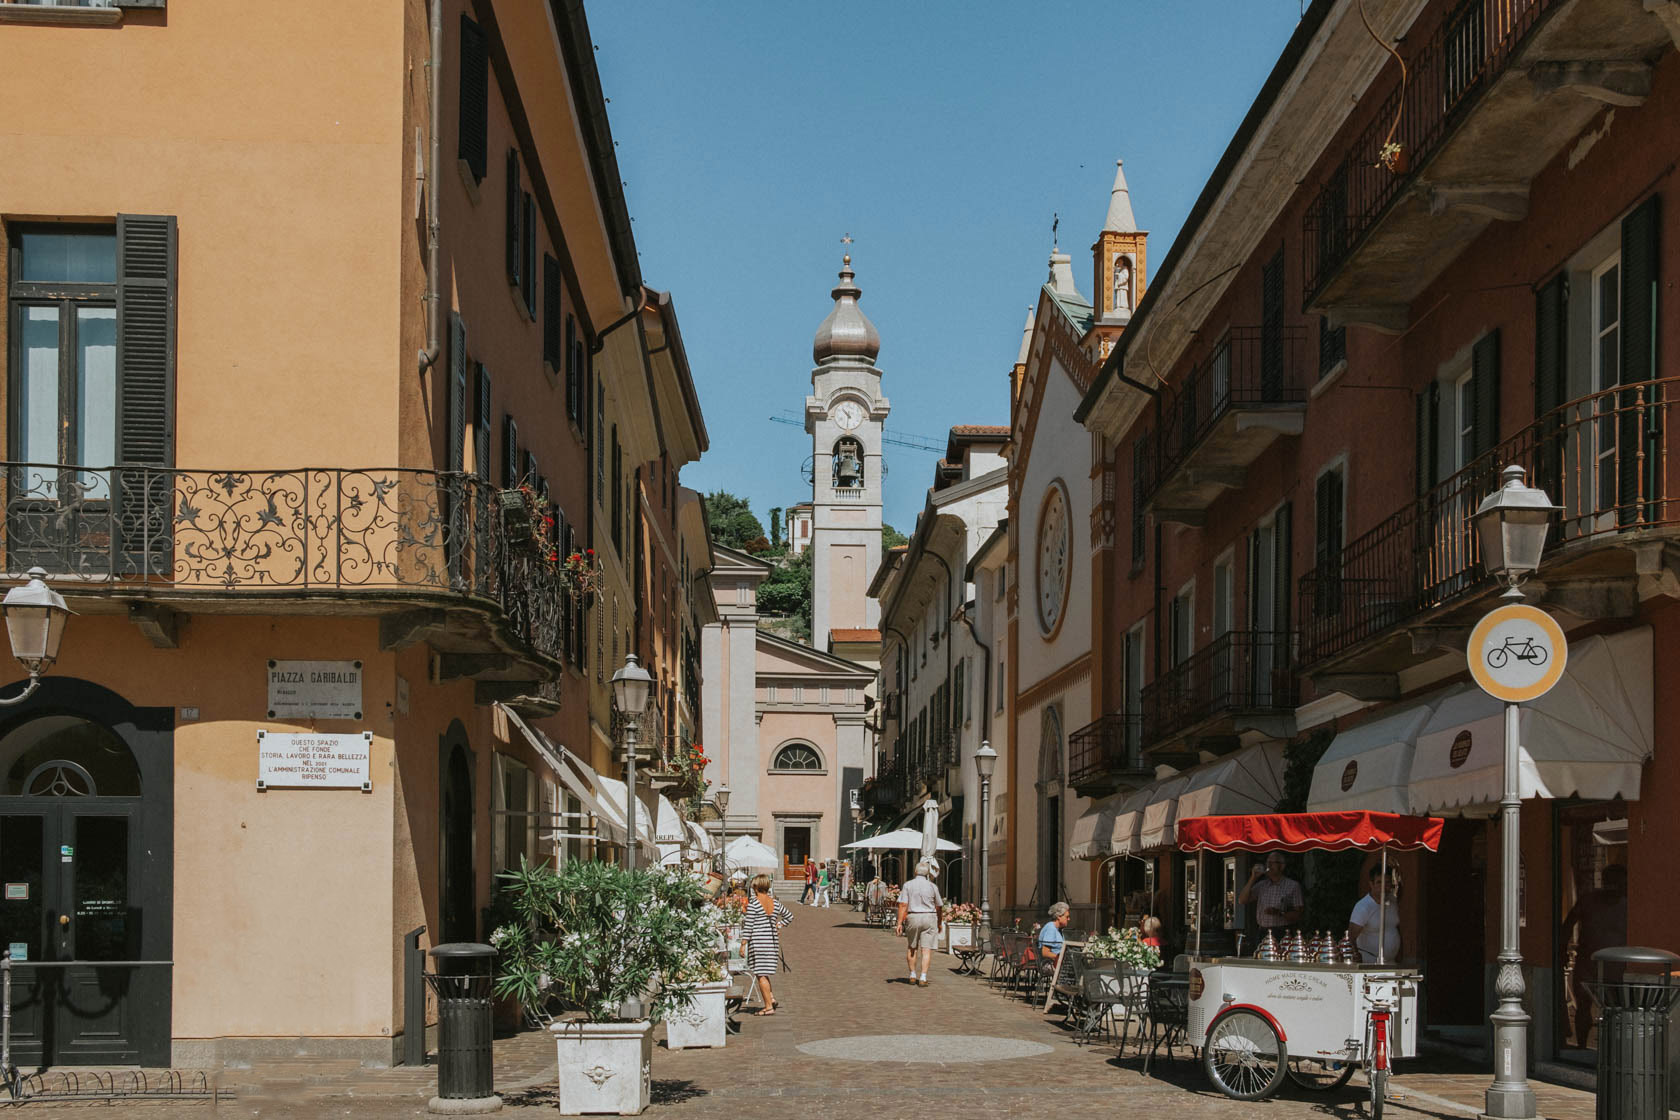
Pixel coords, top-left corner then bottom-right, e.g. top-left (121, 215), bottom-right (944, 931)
top-left (1587, 946), bottom-right (1680, 1120)
top-left (425, 943), bottom-right (498, 1104)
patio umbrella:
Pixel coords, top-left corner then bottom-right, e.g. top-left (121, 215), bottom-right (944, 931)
top-left (722, 836), bottom-right (779, 874)
top-left (920, 799), bottom-right (940, 865)
top-left (842, 828), bottom-right (959, 851)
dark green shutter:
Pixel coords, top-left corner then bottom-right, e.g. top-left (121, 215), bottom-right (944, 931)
top-left (1315, 473), bottom-right (1341, 616)
top-left (505, 149), bottom-right (521, 286)
top-left (447, 314), bottom-right (468, 474)
top-left (457, 15), bottom-right (488, 182)
top-left (502, 415), bottom-right (518, 488)
top-left (1534, 273), bottom-right (1568, 504)
top-left (474, 363), bottom-right (492, 481)
top-left (1471, 330), bottom-right (1501, 460)
top-left (1274, 499), bottom-right (1293, 633)
top-left (1260, 249), bottom-right (1284, 400)
top-left (543, 254), bottom-right (561, 368)
top-left (522, 194), bottom-right (537, 316)
top-left (1415, 382), bottom-right (1439, 496)
top-left (565, 315), bottom-right (579, 420)
top-left (115, 214), bottom-right (177, 575)
top-left (1620, 194), bottom-right (1660, 524)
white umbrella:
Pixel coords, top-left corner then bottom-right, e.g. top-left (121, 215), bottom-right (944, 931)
top-left (722, 836), bottom-right (779, 873)
top-left (920, 798), bottom-right (940, 864)
top-left (843, 828), bottom-right (959, 851)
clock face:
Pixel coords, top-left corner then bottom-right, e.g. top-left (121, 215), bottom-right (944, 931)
top-left (1037, 484), bottom-right (1071, 635)
top-left (834, 401), bottom-right (864, 431)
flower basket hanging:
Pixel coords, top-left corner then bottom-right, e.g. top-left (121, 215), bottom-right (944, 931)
top-left (498, 487), bottom-right (535, 534)
top-left (559, 549), bottom-right (605, 602)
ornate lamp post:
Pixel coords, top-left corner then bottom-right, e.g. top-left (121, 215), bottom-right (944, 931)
top-left (0, 570), bottom-right (70, 706)
top-left (1471, 465), bottom-right (1560, 1120)
top-left (973, 740), bottom-right (997, 946)
top-left (610, 653), bottom-right (654, 871)
top-left (714, 782), bottom-right (731, 877)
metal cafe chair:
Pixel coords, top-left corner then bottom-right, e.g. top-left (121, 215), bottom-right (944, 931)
top-left (1142, 971), bottom-right (1191, 1077)
top-left (1075, 959), bottom-right (1123, 1045)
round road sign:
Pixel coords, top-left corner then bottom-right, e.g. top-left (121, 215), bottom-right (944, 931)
top-left (1467, 604), bottom-right (1568, 702)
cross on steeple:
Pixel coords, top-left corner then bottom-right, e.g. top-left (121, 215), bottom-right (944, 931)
top-left (840, 233), bottom-right (853, 247)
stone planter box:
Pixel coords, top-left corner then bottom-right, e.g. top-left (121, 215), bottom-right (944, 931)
top-left (663, 979), bottom-right (729, 1050)
top-left (946, 923), bottom-right (976, 953)
top-left (551, 1019), bottom-right (653, 1116)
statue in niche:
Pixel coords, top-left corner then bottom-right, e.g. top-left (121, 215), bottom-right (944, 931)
top-left (1113, 254), bottom-right (1133, 315)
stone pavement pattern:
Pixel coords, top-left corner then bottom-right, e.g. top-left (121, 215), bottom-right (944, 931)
top-left (17, 906), bottom-right (1608, 1118)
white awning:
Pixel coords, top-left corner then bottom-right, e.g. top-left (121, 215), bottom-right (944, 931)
top-left (1071, 792), bottom-right (1126, 861)
top-left (1175, 741), bottom-right (1287, 820)
top-left (1137, 773), bottom-right (1192, 851)
top-left (653, 793), bottom-right (688, 866)
top-left (498, 703), bottom-right (657, 849)
top-left (1110, 782), bottom-right (1164, 856)
top-left (1408, 628), bottom-right (1652, 815)
top-left (1307, 701), bottom-right (1440, 813)
top-left (685, 819), bottom-right (714, 855)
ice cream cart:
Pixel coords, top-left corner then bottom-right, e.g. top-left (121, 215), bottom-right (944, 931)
top-left (1175, 811), bottom-right (1442, 1115)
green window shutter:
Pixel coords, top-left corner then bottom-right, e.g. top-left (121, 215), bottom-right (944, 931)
top-left (521, 194), bottom-right (537, 316)
top-left (565, 315), bottom-right (580, 420)
top-left (1274, 499), bottom-right (1293, 634)
top-left (1470, 329), bottom-right (1501, 460)
top-left (1534, 273), bottom-right (1568, 504)
top-left (1415, 382), bottom-right (1439, 497)
top-left (457, 15), bottom-right (488, 182)
top-left (502, 415), bottom-right (519, 489)
top-left (1619, 194), bottom-right (1660, 523)
top-left (474, 363), bottom-right (492, 481)
top-left (447, 313), bottom-right (468, 475)
top-left (505, 149), bottom-right (521, 287)
top-left (543, 254), bottom-right (561, 368)
top-left (115, 213), bottom-right (177, 576)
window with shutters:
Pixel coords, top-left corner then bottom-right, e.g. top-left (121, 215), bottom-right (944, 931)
top-left (610, 425), bottom-right (622, 555)
top-left (501, 415), bottom-right (519, 488)
top-left (1314, 466), bottom-right (1345, 617)
top-left (473, 364), bottom-right (492, 481)
top-left (596, 385), bottom-right (605, 502)
top-left (520, 194), bottom-right (536, 318)
top-left (565, 315), bottom-right (582, 424)
top-left (1590, 253), bottom-right (1621, 514)
top-left (505, 149), bottom-right (521, 288)
top-left (1169, 583), bottom-right (1194, 666)
top-left (1453, 369), bottom-right (1475, 473)
top-left (542, 255), bottom-right (561, 368)
top-left (457, 15), bottom-right (488, 183)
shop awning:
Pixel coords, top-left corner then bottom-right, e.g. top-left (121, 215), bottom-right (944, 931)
top-left (1070, 793), bottom-right (1126, 861)
top-left (653, 793), bottom-right (688, 866)
top-left (1178, 811), bottom-right (1444, 853)
top-left (1137, 773), bottom-right (1192, 851)
top-left (1174, 742), bottom-right (1287, 820)
top-left (498, 703), bottom-right (657, 849)
top-left (1307, 700), bottom-right (1439, 813)
top-left (1408, 628), bottom-right (1652, 815)
top-left (685, 819), bottom-right (714, 856)
top-left (1108, 783), bottom-right (1159, 856)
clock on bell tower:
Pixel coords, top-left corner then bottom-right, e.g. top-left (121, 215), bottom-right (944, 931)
top-left (805, 253), bottom-right (888, 650)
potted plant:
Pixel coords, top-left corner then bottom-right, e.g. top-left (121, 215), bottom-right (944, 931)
top-left (1082, 925), bottom-right (1164, 973)
top-left (491, 859), bottom-right (718, 1116)
top-left (944, 902), bottom-right (983, 953)
top-left (661, 927), bottom-right (730, 1051)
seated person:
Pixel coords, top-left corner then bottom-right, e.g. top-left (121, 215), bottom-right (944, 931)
top-left (1138, 914), bottom-right (1163, 948)
top-left (1038, 900), bottom-right (1072, 964)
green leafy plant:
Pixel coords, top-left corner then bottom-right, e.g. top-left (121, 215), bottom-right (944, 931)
top-left (489, 858), bottom-right (721, 1024)
top-left (1084, 925), bottom-right (1163, 972)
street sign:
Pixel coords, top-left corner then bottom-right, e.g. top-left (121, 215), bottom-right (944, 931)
top-left (1467, 604), bottom-right (1568, 702)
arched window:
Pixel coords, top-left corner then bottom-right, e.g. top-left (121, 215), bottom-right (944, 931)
top-left (772, 743), bottom-right (823, 771)
top-left (0, 714), bottom-right (141, 797)
top-left (832, 437), bottom-right (864, 489)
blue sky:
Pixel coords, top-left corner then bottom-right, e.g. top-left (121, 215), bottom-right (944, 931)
top-left (588, 1), bottom-right (1305, 534)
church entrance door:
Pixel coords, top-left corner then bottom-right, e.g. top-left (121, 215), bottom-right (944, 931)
top-left (782, 827), bottom-right (811, 881)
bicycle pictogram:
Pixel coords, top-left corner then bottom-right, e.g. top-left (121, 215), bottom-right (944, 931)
top-left (1485, 635), bottom-right (1548, 670)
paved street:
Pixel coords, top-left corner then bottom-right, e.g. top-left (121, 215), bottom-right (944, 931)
top-left (12, 906), bottom-right (1608, 1119)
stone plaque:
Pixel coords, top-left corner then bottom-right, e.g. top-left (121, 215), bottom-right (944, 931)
top-left (267, 660), bottom-right (364, 720)
top-left (257, 730), bottom-right (374, 791)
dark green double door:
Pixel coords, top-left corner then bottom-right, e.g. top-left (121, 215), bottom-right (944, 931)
top-left (0, 801), bottom-right (159, 1066)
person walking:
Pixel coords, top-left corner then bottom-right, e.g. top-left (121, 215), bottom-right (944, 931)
top-left (815, 864), bottom-right (831, 907)
top-left (743, 873), bottom-right (793, 1014)
top-left (895, 859), bottom-right (944, 987)
top-left (798, 856), bottom-right (817, 905)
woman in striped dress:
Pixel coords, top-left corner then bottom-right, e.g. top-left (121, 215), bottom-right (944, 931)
top-left (743, 873), bottom-right (793, 1014)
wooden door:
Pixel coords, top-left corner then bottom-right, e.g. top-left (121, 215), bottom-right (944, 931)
top-left (782, 827), bottom-right (811, 880)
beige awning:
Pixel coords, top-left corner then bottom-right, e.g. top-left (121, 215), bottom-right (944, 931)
top-left (498, 703), bottom-right (657, 849)
top-left (1174, 741), bottom-right (1287, 820)
top-left (1307, 701), bottom-right (1439, 813)
top-left (1071, 793), bottom-right (1126, 861)
top-left (1137, 773), bottom-right (1192, 850)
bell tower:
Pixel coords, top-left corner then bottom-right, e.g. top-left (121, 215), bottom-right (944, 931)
top-left (806, 252), bottom-right (888, 649)
top-left (1093, 159), bottom-right (1147, 340)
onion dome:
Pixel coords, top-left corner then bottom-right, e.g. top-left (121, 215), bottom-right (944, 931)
top-left (812, 255), bottom-right (881, 365)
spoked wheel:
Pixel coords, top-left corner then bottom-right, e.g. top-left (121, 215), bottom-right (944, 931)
top-left (1369, 1067), bottom-right (1388, 1118)
top-left (1203, 1009), bottom-right (1288, 1101)
top-left (1288, 1057), bottom-right (1357, 1091)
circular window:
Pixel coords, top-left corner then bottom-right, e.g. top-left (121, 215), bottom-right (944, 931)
top-left (0, 715), bottom-right (140, 797)
top-left (1036, 482), bottom-right (1071, 636)
top-left (772, 744), bottom-right (822, 772)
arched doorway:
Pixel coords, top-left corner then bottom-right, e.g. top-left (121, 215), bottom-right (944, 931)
top-left (0, 682), bottom-right (173, 1068)
top-left (439, 735), bottom-right (476, 943)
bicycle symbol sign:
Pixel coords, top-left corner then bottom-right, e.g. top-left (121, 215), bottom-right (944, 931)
top-left (1467, 604), bottom-right (1568, 702)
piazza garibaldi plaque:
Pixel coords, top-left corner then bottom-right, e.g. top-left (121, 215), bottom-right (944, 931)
top-left (257, 730), bottom-right (374, 791)
top-left (267, 659), bottom-right (363, 720)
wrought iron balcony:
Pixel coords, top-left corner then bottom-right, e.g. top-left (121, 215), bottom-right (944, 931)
top-left (1140, 631), bottom-right (1298, 749)
top-left (1140, 327), bottom-right (1308, 524)
top-left (0, 463), bottom-right (567, 676)
top-left (1068, 712), bottom-right (1148, 796)
top-left (1298, 378), bottom-right (1676, 674)
top-left (1301, 0), bottom-right (1664, 319)
top-left (864, 761), bottom-right (904, 812)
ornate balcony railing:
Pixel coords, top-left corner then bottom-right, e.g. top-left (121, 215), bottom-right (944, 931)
top-left (0, 463), bottom-right (566, 666)
top-left (864, 761), bottom-right (903, 811)
top-left (1140, 326), bottom-right (1307, 505)
top-left (1301, 0), bottom-right (1557, 305)
top-left (1140, 631), bottom-right (1298, 747)
top-left (1068, 712), bottom-right (1145, 788)
top-left (1298, 378), bottom-right (1674, 666)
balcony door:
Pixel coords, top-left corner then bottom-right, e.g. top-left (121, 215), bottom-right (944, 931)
top-left (1248, 505), bottom-right (1290, 706)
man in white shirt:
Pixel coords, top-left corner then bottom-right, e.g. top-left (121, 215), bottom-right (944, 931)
top-left (895, 860), bottom-right (944, 987)
top-left (1348, 866), bottom-right (1401, 963)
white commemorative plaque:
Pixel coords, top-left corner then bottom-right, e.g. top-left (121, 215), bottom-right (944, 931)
top-left (257, 730), bottom-right (373, 791)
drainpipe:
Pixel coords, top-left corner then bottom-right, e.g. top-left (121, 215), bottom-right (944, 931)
top-left (954, 601), bottom-right (991, 749)
top-left (418, 0), bottom-right (444, 373)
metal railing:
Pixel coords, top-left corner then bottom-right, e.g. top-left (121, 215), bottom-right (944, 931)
top-left (1299, 378), bottom-right (1672, 666)
top-left (1140, 326), bottom-right (1307, 505)
top-left (1068, 712), bottom-right (1144, 787)
top-left (865, 762), bottom-right (903, 811)
top-left (1301, 0), bottom-right (1557, 304)
top-left (1140, 630), bottom-right (1297, 747)
top-left (0, 463), bottom-right (567, 665)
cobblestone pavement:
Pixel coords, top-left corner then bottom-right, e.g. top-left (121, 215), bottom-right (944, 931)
top-left (10, 907), bottom-right (1609, 1118)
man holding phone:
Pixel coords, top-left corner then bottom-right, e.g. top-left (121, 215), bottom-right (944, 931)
top-left (1238, 853), bottom-right (1303, 947)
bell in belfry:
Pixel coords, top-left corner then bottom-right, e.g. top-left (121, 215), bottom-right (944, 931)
top-left (836, 451), bottom-right (861, 487)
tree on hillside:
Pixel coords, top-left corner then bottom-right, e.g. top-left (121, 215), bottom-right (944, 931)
top-left (769, 507), bottom-right (783, 549)
top-left (882, 523), bottom-right (908, 549)
top-left (758, 548), bottom-right (813, 641)
top-left (703, 491), bottom-right (766, 551)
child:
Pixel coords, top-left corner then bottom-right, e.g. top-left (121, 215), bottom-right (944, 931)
top-left (1138, 914), bottom-right (1163, 948)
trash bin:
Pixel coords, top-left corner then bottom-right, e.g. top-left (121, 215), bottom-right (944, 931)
top-left (425, 942), bottom-right (498, 1104)
top-left (1587, 946), bottom-right (1680, 1120)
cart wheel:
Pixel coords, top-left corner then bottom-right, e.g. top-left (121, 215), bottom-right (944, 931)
top-left (1288, 1057), bottom-right (1356, 1091)
top-left (1203, 1009), bottom-right (1288, 1101)
top-left (1369, 1067), bottom-right (1388, 1118)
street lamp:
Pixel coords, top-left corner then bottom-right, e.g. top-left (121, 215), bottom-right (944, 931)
top-left (714, 782), bottom-right (731, 877)
top-left (1470, 465), bottom-right (1559, 1120)
top-left (973, 740), bottom-right (997, 946)
top-left (0, 569), bottom-right (70, 706)
top-left (611, 653), bottom-right (654, 871)
top-left (850, 804), bottom-right (864, 908)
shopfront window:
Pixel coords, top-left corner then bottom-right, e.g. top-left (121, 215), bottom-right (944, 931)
top-left (1557, 800), bottom-right (1628, 1059)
